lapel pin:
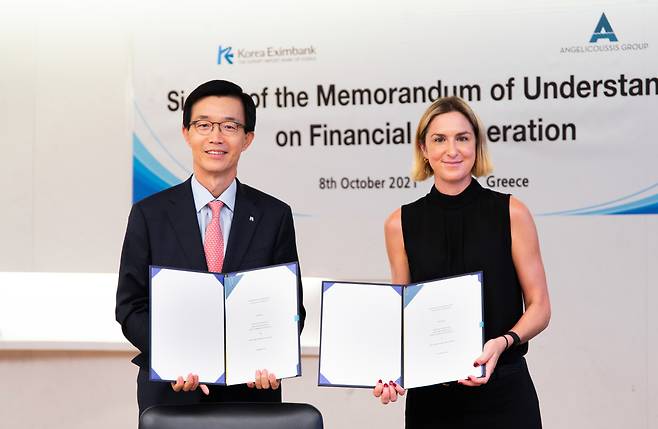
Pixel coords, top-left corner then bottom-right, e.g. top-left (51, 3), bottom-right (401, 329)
top-left (249, 216), bottom-right (255, 222)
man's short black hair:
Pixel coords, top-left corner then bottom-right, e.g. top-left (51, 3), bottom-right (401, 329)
top-left (182, 80), bottom-right (256, 132)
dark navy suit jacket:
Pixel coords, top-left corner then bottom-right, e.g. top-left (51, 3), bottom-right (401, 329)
top-left (115, 177), bottom-right (305, 409)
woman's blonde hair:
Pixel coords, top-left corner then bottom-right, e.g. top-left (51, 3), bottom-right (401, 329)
top-left (411, 96), bottom-right (493, 181)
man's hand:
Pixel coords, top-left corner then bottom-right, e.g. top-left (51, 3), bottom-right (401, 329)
top-left (170, 373), bottom-right (210, 395)
top-left (246, 369), bottom-right (280, 390)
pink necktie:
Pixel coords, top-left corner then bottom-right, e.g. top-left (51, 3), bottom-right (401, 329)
top-left (204, 200), bottom-right (224, 272)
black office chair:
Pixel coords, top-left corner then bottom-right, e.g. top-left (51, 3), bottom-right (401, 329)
top-left (139, 402), bottom-right (323, 429)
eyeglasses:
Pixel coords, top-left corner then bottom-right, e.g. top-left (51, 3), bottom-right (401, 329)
top-left (189, 120), bottom-right (245, 135)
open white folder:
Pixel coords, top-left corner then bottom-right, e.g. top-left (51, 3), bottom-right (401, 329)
top-left (318, 272), bottom-right (484, 389)
top-left (149, 262), bottom-right (301, 386)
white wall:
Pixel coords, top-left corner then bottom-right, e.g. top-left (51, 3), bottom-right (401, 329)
top-left (0, 3), bottom-right (132, 273)
top-left (0, 2), bottom-right (656, 429)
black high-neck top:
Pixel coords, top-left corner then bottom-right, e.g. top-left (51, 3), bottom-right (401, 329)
top-left (401, 178), bottom-right (527, 362)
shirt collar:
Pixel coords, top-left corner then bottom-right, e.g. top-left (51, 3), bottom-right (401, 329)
top-left (191, 175), bottom-right (237, 213)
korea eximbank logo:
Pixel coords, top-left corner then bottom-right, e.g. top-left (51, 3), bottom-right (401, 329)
top-left (216, 43), bottom-right (317, 65)
top-left (590, 13), bottom-right (618, 43)
top-left (217, 45), bottom-right (234, 65)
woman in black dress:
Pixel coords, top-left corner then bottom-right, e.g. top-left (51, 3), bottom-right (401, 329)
top-left (373, 97), bottom-right (551, 428)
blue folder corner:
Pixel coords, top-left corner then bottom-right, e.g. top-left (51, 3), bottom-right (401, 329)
top-left (403, 284), bottom-right (424, 308)
top-left (224, 273), bottom-right (243, 298)
top-left (150, 266), bottom-right (162, 278)
top-left (286, 263), bottom-right (298, 276)
top-left (318, 373), bottom-right (332, 385)
top-left (150, 368), bottom-right (162, 381)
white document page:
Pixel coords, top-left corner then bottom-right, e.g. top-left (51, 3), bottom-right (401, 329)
top-left (319, 282), bottom-right (402, 387)
top-left (403, 273), bottom-right (483, 388)
top-left (150, 267), bottom-right (225, 384)
top-left (224, 264), bottom-right (300, 385)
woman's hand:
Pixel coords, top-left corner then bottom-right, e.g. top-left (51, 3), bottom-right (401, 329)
top-left (458, 336), bottom-right (507, 386)
top-left (373, 379), bottom-right (406, 404)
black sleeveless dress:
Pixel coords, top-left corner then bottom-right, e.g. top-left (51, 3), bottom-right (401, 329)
top-left (401, 178), bottom-right (542, 429)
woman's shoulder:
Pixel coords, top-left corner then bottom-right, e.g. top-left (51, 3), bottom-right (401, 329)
top-left (384, 207), bottom-right (403, 236)
top-left (475, 183), bottom-right (515, 216)
top-left (399, 193), bottom-right (429, 229)
top-left (478, 182), bottom-right (511, 201)
top-left (389, 191), bottom-right (428, 234)
top-left (401, 193), bottom-right (428, 211)
top-left (508, 195), bottom-right (534, 226)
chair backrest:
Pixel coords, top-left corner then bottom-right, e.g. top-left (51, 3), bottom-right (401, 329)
top-left (139, 402), bottom-right (323, 429)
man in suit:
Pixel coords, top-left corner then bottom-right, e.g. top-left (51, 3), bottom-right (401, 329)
top-left (115, 80), bottom-right (305, 415)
